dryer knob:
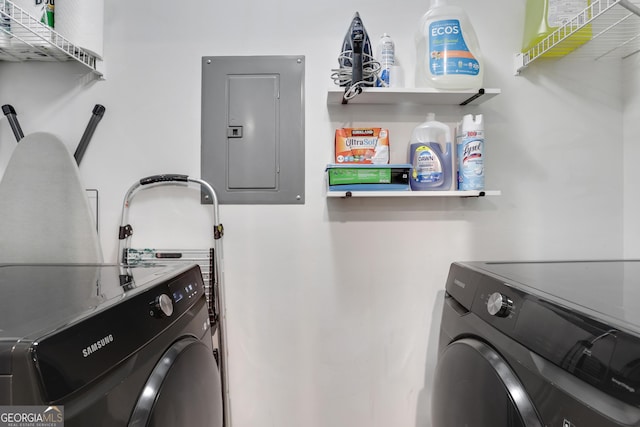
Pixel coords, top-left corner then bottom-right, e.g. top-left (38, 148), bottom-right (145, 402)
top-left (487, 292), bottom-right (512, 317)
top-left (154, 294), bottom-right (174, 318)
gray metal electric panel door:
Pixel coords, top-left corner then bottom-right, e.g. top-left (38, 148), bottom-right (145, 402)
top-left (201, 55), bottom-right (305, 204)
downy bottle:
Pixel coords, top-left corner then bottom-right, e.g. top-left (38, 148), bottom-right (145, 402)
top-left (415, 0), bottom-right (484, 90)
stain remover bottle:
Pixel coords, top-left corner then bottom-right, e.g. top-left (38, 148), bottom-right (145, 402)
top-left (415, 0), bottom-right (484, 90)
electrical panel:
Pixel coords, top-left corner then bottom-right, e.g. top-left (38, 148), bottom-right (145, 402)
top-left (201, 56), bottom-right (305, 204)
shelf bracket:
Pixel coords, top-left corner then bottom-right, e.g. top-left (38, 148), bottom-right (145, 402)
top-left (514, 53), bottom-right (528, 75)
top-left (461, 191), bottom-right (486, 198)
top-left (459, 89), bottom-right (486, 106)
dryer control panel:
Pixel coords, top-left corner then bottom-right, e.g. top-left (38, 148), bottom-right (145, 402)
top-left (32, 264), bottom-right (206, 402)
top-left (445, 262), bottom-right (523, 335)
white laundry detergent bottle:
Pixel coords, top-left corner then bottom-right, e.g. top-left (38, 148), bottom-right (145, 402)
top-left (415, 0), bottom-right (484, 90)
top-left (408, 113), bottom-right (453, 191)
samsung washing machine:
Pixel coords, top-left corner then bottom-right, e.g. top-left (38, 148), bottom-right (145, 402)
top-left (433, 260), bottom-right (640, 427)
top-left (0, 263), bottom-right (223, 426)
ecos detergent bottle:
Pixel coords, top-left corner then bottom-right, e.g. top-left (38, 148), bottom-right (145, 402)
top-left (408, 113), bottom-right (453, 191)
top-left (415, 0), bottom-right (484, 90)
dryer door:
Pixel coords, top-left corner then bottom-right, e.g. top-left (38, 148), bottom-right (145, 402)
top-left (128, 337), bottom-right (223, 427)
top-left (432, 338), bottom-right (543, 427)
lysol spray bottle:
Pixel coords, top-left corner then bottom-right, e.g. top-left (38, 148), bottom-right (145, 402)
top-left (375, 33), bottom-right (395, 87)
top-left (457, 114), bottom-right (484, 190)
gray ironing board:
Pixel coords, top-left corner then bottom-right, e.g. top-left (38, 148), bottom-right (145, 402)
top-left (0, 132), bottom-right (103, 264)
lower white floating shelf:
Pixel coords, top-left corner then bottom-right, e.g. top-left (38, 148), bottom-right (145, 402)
top-left (326, 190), bottom-right (501, 198)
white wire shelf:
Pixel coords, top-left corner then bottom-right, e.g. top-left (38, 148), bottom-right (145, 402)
top-left (515, 0), bottom-right (640, 74)
top-left (0, 0), bottom-right (102, 77)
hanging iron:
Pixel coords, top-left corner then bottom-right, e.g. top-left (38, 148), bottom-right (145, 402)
top-left (331, 12), bottom-right (380, 103)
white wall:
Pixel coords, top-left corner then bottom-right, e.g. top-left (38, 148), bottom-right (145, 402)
top-left (623, 54), bottom-right (640, 258)
top-left (0, 0), bottom-right (626, 426)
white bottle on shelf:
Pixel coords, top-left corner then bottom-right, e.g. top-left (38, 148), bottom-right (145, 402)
top-left (415, 0), bottom-right (484, 90)
top-left (376, 33), bottom-right (395, 87)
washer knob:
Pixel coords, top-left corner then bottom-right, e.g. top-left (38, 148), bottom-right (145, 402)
top-left (154, 294), bottom-right (174, 317)
top-left (487, 292), bottom-right (512, 317)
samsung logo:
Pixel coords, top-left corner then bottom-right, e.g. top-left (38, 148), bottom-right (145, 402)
top-left (82, 334), bottom-right (114, 358)
top-left (453, 279), bottom-right (466, 289)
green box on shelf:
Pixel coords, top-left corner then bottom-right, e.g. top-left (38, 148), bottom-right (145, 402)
top-left (326, 164), bottom-right (411, 191)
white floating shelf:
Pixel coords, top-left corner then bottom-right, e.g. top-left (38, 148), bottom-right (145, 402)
top-left (327, 87), bottom-right (500, 106)
top-left (515, 0), bottom-right (640, 74)
top-left (0, 0), bottom-right (103, 77)
top-left (326, 190), bottom-right (501, 198)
